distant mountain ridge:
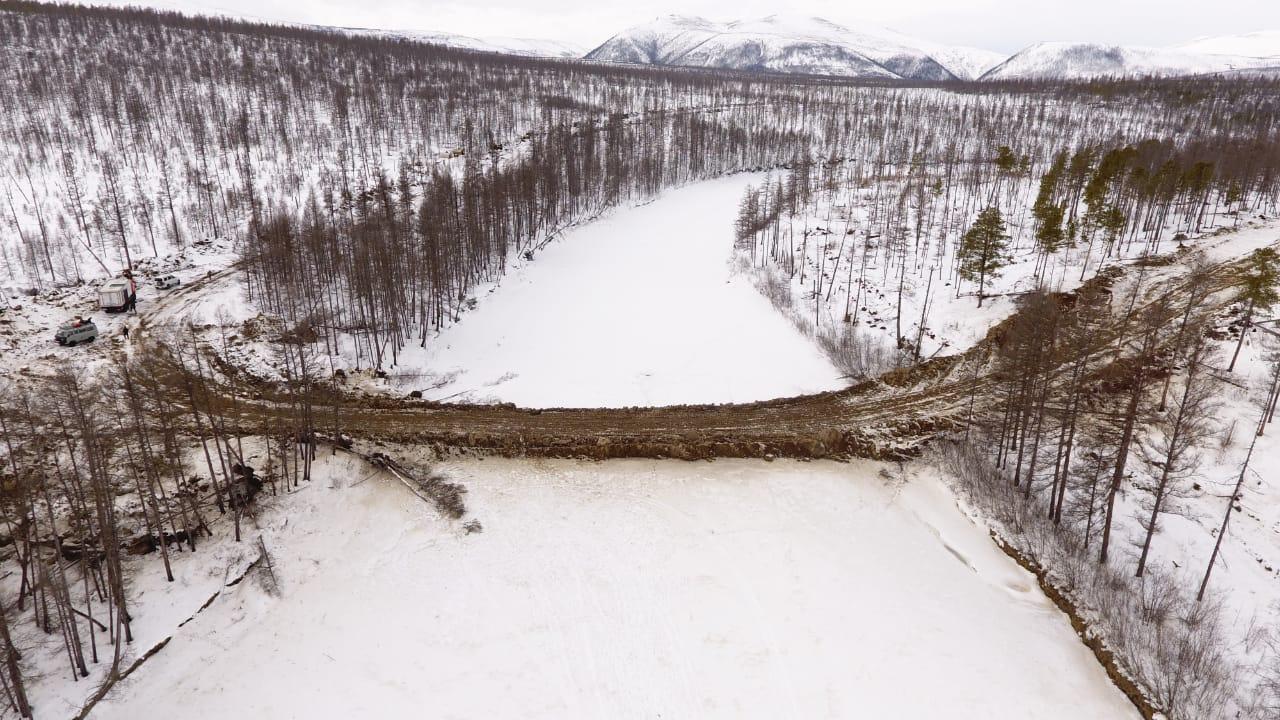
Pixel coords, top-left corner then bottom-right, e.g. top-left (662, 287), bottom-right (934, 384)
top-left (584, 15), bottom-right (1280, 82)
top-left (585, 15), bottom-right (1005, 81)
top-left (1177, 30), bottom-right (1280, 58)
top-left (334, 15), bottom-right (1280, 82)
top-left (981, 41), bottom-right (1276, 80)
top-left (335, 26), bottom-right (584, 58)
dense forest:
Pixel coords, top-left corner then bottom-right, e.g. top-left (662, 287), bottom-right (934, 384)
top-left (4, 1), bottom-right (1279, 368)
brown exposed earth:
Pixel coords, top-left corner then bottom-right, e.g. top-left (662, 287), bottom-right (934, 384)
top-left (142, 244), bottom-right (1257, 464)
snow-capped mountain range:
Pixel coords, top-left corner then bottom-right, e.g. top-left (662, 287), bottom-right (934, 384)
top-left (584, 15), bottom-right (1004, 81)
top-left (983, 41), bottom-right (1277, 81)
top-left (583, 15), bottom-right (1279, 82)
top-left (337, 15), bottom-right (1278, 82)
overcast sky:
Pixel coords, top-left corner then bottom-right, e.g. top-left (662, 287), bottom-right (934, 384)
top-left (86, 0), bottom-right (1277, 53)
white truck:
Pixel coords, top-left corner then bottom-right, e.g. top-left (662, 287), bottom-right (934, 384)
top-left (99, 276), bottom-right (137, 313)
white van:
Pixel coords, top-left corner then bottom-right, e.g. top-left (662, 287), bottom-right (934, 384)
top-left (154, 274), bottom-right (181, 290)
top-left (55, 318), bottom-right (98, 346)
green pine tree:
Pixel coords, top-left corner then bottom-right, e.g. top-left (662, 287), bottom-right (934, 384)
top-left (958, 206), bottom-right (1011, 307)
top-left (1229, 247), bottom-right (1280, 371)
top-left (1034, 203), bottom-right (1066, 256)
top-left (995, 145), bottom-right (1019, 175)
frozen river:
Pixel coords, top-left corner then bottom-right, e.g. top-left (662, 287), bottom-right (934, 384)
top-left (387, 175), bottom-right (845, 407)
top-left (93, 457), bottom-right (1140, 720)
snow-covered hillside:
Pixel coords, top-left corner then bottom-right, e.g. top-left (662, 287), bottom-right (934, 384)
top-left (1178, 30), bottom-right (1280, 59)
top-left (339, 26), bottom-right (584, 58)
top-left (982, 41), bottom-right (1272, 80)
top-left (585, 15), bottom-right (1004, 81)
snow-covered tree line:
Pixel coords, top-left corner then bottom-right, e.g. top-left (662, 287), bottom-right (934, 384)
top-left (935, 247), bottom-right (1280, 720)
top-left (7, 1), bottom-right (1279, 373)
top-left (0, 1), bottom-right (818, 287)
top-left (239, 112), bottom-right (818, 369)
top-left (238, 78), bottom-right (1280, 370)
top-left (0, 327), bottom-right (319, 717)
top-left (733, 100), bottom-right (1280, 373)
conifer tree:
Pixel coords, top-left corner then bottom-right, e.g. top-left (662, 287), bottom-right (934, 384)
top-left (1032, 152), bottom-right (1068, 270)
top-left (1033, 203), bottom-right (1066, 276)
top-left (1228, 247), bottom-right (1280, 371)
top-left (958, 206), bottom-right (1011, 307)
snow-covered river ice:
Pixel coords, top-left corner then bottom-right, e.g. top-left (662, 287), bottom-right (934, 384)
top-left (93, 457), bottom-right (1139, 719)
top-left (380, 174), bottom-right (846, 407)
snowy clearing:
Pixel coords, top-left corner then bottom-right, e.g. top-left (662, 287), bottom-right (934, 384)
top-left (88, 456), bottom-right (1138, 720)
top-left (363, 175), bottom-right (845, 407)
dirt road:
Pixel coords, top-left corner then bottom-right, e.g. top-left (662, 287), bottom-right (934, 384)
top-left (298, 357), bottom-right (979, 461)
top-left (149, 241), bottom-right (1268, 462)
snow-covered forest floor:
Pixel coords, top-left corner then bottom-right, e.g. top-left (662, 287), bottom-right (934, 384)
top-left (738, 165), bottom-right (1280, 368)
top-left (930, 314), bottom-right (1280, 716)
top-left (1126, 326), bottom-right (1280, 691)
top-left (45, 453), bottom-right (1140, 719)
top-left (1059, 314), bottom-right (1280, 710)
